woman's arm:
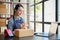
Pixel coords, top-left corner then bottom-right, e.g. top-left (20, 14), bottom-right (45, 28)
top-left (8, 19), bottom-right (13, 31)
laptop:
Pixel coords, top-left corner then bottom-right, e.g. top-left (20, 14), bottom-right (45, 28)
top-left (56, 34), bottom-right (60, 40)
top-left (35, 22), bottom-right (58, 37)
top-left (35, 33), bottom-right (54, 37)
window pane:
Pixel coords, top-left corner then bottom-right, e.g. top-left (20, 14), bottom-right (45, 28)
top-left (29, 6), bottom-right (34, 21)
top-left (58, 25), bottom-right (60, 34)
top-left (44, 0), bottom-right (55, 22)
top-left (44, 24), bottom-right (50, 33)
top-left (13, 0), bottom-right (19, 2)
top-left (29, 22), bottom-right (34, 30)
top-left (36, 23), bottom-right (42, 33)
top-left (35, 0), bottom-right (42, 3)
top-left (36, 3), bottom-right (42, 21)
top-left (29, 0), bottom-right (34, 5)
top-left (58, 0), bottom-right (60, 22)
top-left (58, 0), bottom-right (60, 34)
top-left (20, 0), bottom-right (27, 3)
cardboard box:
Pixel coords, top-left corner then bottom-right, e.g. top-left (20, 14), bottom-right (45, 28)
top-left (0, 18), bottom-right (6, 26)
top-left (0, 27), bottom-right (7, 33)
top-left (0, 4), bottom-right (7, 13)
top-left (0, 4), bottom-right (6, 8)
top-left (14, 29), bottom-right (34, 37)
top-left (0, 8), bottom-right (7, 13)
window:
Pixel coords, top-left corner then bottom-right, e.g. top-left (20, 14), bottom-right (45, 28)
top-left (44, 0), bottom-right (55, 22)
top-left (58, 0), bottom-right (60, 34)
top-left (29, 0), bottom-right (56, 33)
top-left (44, 24), bottom-right (50, 33)
top-left (36, 23), bottom-right (42, 32)
top-left (36, 0), bottom-right (42, 3)
top-left (29, 6), bottom-right (34, 21)
top-left (29, 0), bottom-right (43, 33)
top-left (36, 3), bottom-right (42, 21)
top-left (58, 0), bottom-right (60, 22)
top-left (29, 0), bottom-right (34, 5)
top-left (44, 0), bottom-right (56, 33)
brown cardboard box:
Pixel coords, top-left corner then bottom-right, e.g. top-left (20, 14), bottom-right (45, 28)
top-left (0, 18), bottom-right (6, 26)
top-left (0, 8), bottom-right (7, 13)
top-left (0, 4), bottom-right (6, 8)
top-left (0, 27), bottom-right (7, 33)
top-left (0, 4), bottom-right (7, 13)
top-left (14, 29), bottom-right (34, 37)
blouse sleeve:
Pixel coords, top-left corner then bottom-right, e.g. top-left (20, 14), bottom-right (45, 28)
top-left (20, 17), bottom-right (24, 24)
top-left (8, 18), bottom-right (14, 31)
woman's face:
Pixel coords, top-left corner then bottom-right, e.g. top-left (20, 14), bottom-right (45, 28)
top-left (15, 7), bottom-right (24, 16)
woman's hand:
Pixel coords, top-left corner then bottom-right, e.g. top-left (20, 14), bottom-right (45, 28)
top-left (20, 23), bottom-right (27, 29)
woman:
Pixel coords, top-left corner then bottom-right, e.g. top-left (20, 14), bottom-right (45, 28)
top-left (8, 4), bottom-right (27, 31)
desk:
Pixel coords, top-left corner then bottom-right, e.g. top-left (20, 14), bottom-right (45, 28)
top-left (0, 34), bottom-right (60, 40)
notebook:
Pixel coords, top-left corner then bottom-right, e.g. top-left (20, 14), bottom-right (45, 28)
top-left (35, 22), bottom-right (58, 37)
top-left (35, 33), bottom-right (54, 37)
top-left (56, 34), bottom-right (60, 40)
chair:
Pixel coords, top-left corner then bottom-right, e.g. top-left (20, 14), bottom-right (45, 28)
top-left (35, 22), bottom-right (58, 37)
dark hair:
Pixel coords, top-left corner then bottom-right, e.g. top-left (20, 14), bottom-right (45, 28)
top-left (14, 4), bottom-right (24, 15)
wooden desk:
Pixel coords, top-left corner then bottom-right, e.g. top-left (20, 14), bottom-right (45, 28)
top-left (0, 34), bottom-right (60, 40)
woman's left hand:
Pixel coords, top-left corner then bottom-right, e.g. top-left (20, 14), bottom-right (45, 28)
top-left (20, 23), bottom-right (27, 29)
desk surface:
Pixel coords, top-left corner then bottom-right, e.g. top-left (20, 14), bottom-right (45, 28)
top-left (0, 34), bottom-right (60, 40)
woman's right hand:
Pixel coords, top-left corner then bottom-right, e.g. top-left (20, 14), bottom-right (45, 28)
top-left (20, 23), bottom-right (27, 29)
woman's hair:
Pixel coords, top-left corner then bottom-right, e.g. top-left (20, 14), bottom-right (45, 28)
top-left (14, 4), bottom-right (24, 15)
